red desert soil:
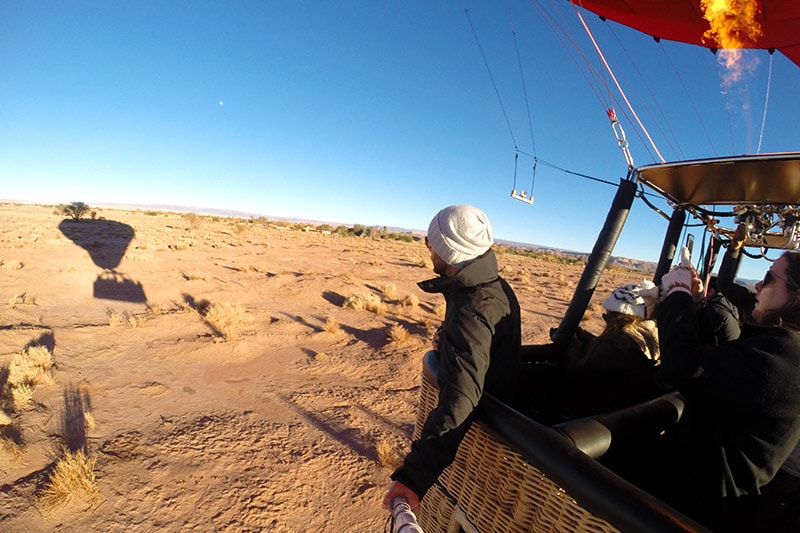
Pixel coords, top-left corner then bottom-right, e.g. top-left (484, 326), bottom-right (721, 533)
top-left (0, 203), bottom-right (648, 532)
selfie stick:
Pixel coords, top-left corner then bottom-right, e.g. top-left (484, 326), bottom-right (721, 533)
top-left (392, 496), bottom-right (424, 533)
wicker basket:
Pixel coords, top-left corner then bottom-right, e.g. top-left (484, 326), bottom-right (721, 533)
top-left (415, 364), bottom-right (620, 533)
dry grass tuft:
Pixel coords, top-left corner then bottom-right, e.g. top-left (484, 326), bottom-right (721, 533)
top-left (418, 257), bottom-right (433, 269)
top-left (323, 316), bottom-right (341, 334)
top-left (39, 449), bottom-right (99, 511)
top-left (0, 436), bottom-right (22, 463)
top-left (433, 301), bottom-right (446, 317)
top-left (107, 309), bottom-right (139, 328)
top-left (146, 302), bottom-right (164, 315)
top-left (401, 294), bottom-right (419, 308)
top-left (11, 383), bottom-right (34, 408)
top-left (387, 324), bottom-right (410, 344)
top-left (381, 283), bottom-right (397, 299)
top-left (389, 324), bottom-right (411, 344)
top-left (514, 269), bottom-right (531, 285)
top-left (340, 273), bottom-right (359, 284)
top-left (204, 302), bottom-right (251, 341)
top-left (376, 439), bottom-right (402, 469)
top-left (182, 270), bottom-right (208, 281)
top-left (0, 409), bottom-right (12, 426)
top-left (9, 292), bottom-right (34, 306)
top-left (343, 293), bottom-right (386, 315)
top-left (83, 410), bottom-right (96, 430)
top-left (421, 317), bottom-right (437, 335)
top-left (8, 345), bottom-right (55, 394)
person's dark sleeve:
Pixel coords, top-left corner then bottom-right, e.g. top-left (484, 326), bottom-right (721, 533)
top-left (716, 244), bottom-right (743, 296)
top-left (703, 293), bottom-right (741, 344)
top-left (391, 307), bottom-right (493, 499)
top-left (716, 245), bottom-right (756, 321)
top-left (657, 291), bottom-right (707, 387)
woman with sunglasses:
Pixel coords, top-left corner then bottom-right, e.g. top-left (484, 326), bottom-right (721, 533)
top-left (650, 249), bottom-right (800, 532)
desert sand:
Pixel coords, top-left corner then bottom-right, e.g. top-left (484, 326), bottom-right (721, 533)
top-left (0, 203), bottom-right (648, 532)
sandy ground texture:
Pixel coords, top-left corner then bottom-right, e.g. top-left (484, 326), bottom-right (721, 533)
top-left (0, 203), bottom-right (649, 532)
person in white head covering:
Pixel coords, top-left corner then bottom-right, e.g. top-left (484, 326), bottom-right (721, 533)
top-left (565, 280), bottom-right (669, 418)
top-left (382, 205), bottom-right (521, 514)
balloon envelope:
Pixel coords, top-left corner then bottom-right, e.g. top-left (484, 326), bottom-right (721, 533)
top-left (573, 0), bottom-right (800, 67)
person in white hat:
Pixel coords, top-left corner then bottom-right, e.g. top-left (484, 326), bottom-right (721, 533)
top-left (565, 280), bottom-right (668, 418)
top-left (382, 205), bottom-right (521, 513)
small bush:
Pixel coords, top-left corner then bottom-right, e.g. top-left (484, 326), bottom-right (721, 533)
top-left (107, 310), bottom-right (138, 328)
top-left (382, 283), bottom-right (397, 299)
top-left (8, 345), bottom-right (55, 390)
top-left (204, 302), bottom-right (250, 341)
top-left (63, 202), bottom-right (91, 220)
top-left (343, 293), bottom-right (386, 315)
top-left (376, 439), bottom-right (401, 469)
top-left (40, 449), bottom-right (99, 510)
top-left (323, 317), bottom-right (341, 334)
top-left (387, 324), bottom-right (410, 344)
top-left (401, 294), bottom-right (419, 308)
top-left (9, 292), bottom-right (33, 306)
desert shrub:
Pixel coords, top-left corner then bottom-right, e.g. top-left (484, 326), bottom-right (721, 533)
top-left (40, 449), bottom-right (99, 510)
top-left (9, 292), bottom-right (33, 306)
top-left (514, 268), bottom-right (531, 285)
top-left (62, 202), bottom-right (91, 220)
top-left (107, 310), bottom-right (138, 328)
top-left (0, 435), bottom-right (21, 463)
top-left (381, 283), bottom-right (397, 298)
top-left (182, 212), bottom-right (202, 230)
top-left (343, 293), bottom-right (386, 315)
top-left (204, 302), bottom-right (250, 341)
top-left (11, 384), bottom-right (34, 408)
top-left (376, 439), bottom-right (401, 469)
top-left (323, 317), bottom-right (341, 334)
top-left (182, 271), bottom-right (208, 281)
top-left (387, 324), bottom-right (410, 344)
top-left (401, 294), bottom-right (419, 308)
top-left (8, 345), bottom-right (55, 401)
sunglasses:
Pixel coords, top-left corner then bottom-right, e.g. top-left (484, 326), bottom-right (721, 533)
top-left (763, 269), bottom-right (799, 290)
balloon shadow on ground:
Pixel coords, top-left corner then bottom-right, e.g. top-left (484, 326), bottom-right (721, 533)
top-left (58, 219), bottom-right (146, 303)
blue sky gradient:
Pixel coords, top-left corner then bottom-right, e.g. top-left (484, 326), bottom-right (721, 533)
top-left (3, 1), bottom-right (799, 280)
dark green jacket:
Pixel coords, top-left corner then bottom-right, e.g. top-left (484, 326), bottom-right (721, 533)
top-left (391, 249), bottom-right (521, 499)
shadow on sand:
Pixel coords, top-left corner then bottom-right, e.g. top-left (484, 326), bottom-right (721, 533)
top-left (58, 218), bottom-right (146, 303)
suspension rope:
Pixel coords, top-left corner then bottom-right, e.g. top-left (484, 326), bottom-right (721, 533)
top-left (605, 24), bottom-right (685, 160)
top-left (757, 49), bottom-right (774, 154)
top-left (570, 2), bottom-right (665, 163)
top-left (657, 42), bottom-right (718, 156)
top-left (464, 6), bottom-right (518, 149)
top-left (506, 0), bottom-right (537, 158)
top-left (528, 0), bottom-right (613, 111)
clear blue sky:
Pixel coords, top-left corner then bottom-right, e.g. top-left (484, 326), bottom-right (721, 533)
top-left (3, 1), bottom-right (799, 280)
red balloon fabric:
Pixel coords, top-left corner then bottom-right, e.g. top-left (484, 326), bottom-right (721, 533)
top-left (573, 0), bottom-right (800, 67)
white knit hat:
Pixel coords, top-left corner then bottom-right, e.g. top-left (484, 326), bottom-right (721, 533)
top-left (602, 280), bottom-right (658, 318)
top-left (426, 205), bottom-right (493, 269)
